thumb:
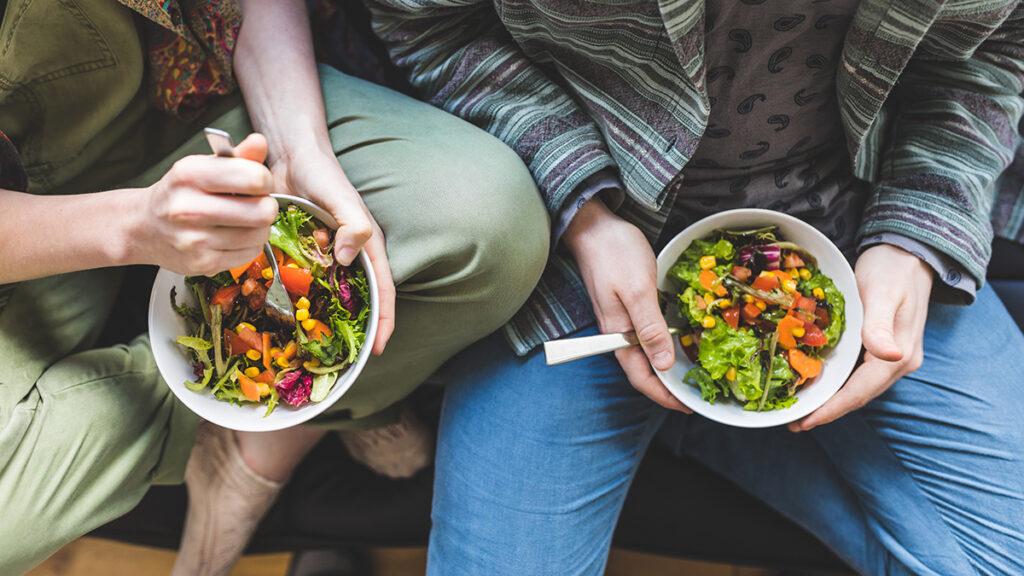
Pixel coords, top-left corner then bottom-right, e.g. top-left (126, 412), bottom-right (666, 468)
top-left (232, 133), bottom-right (269, 164)
top-left (861, 291), bottom-right (903, 362)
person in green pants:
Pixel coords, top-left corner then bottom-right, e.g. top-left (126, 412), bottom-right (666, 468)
top-left (0, 1), bottom-right (548, 574)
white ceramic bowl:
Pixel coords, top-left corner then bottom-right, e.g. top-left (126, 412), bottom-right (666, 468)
top-left (148, 194), bottom-right (378, 432)
top-left (655, 209), bottom-right (863, 428)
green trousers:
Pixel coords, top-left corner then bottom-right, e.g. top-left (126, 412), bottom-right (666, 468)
top-left (0, 67), bottom-right (549, 575)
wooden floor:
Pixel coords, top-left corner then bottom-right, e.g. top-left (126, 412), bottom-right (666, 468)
top-left (28, 538), bottom-right (782, 576)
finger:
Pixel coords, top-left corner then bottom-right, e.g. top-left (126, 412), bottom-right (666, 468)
top-left (860, 285), bottom-right (904, 362)
top-left (620, 287), bottom-right (675, 371)
top-left (789, 356), bottom-right (897, 432)
top-left (172, 193), bottom-right (279, 229)
top-left (205, 225), bottom-right (271, 251)
top-left (172, 156), bottom-right (274, 196)
top-left (364, 228), bottom-right (396, 355)
top-left (231, 133), bottom-right (269, 165)
top-left (316, 192), bottom-right (373, 266)
top-left (616, 347), bottom-right (691, 413)
top-left (214, 247), bottom-right (265, 272)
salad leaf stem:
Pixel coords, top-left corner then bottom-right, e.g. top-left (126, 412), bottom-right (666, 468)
top-left (211, 305), bottom-right (226, 378)
top-left (758, 330), bottom-right (780, 411)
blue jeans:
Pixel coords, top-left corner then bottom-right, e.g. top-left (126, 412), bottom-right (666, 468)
top-left (428, 285), bottom-right (1024, 575)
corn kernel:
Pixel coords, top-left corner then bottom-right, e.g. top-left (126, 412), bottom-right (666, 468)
top-left (244, 366), bottom-right (260, 378)
top-left (261, 267), bottom-right (275, 280)
top-left (306, 358), bottom-right (321, 368)
top-left (743, 294), bottom-right (755, 304)
top-left (295, 296), bottom-right (311, 310)
top-left (718, 299), bottom-right (732, 309)
top-left (301, 318), bottom-right (317, 331)
top-left (286, 262), bottom-right (299, 269)
top-left (703, 292), bottom-right (715, 305)
top-left (701, 315), bottom-right (716, 329)
top-left (245, 349), bottom-right (262, 361)
top-left (257, 383), bottom-right (271, 397)
top-left (755, 300), bottom-right (767, 311)
top-left (812, 287), bottom-right (825, 300)
top-left (792, 326), bottom-right (806, 338)
top-left (269, 346), bottom-right (282, 358)
top-left (799, 268), bottom-right (812, 281)
top-left (295, 308), bottom-right (310, 322)
top-left (680, 334), bottom-right (694, 347)
top-left (725, 367), bottom-right (737, 381)
top-left (276, 356), bottom-right (291, 369)
top-left (699, 255), bottom-right (717, 270)
top-left (782, 279), bottom-right (798, 293)
top-left (235, 322), bottom-right (256, 334)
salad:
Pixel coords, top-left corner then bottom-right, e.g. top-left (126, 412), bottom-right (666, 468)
top-left (668, 226), bottom-right (845, 411)
top-left (171, 205), bottom-right (370, 416)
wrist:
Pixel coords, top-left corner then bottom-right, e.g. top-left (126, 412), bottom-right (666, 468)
top-left (563, 197), bottom-right (614, 255)
top-left (110, 188), bottom-right (149, 267)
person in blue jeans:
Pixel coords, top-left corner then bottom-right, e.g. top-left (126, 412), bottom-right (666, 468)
top-left (364, 0), bottom-right (1024, 573)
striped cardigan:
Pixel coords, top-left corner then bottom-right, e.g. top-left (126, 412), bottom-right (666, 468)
top-left (367, 0), bottom-right (1024, 353)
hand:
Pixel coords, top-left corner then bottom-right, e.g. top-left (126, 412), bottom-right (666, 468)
top-left (790, 244), bottom-right (933, 432)
top-left (133, 134), bottom-right (278, 276)
top-left (564, 199), bottom-right (691, 412)
top-left (268, 151), bottom-right (396, 355)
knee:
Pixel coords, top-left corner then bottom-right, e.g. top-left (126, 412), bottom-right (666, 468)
top-left (428, 138), bottom-right (550, 317)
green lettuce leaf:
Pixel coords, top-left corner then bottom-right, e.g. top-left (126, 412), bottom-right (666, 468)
top-left (677, 287), bottom-right (707, 326)
top-left (800, 271), bottom-right (845, 346)
top-left (697, 323), bottom-right (761, 402)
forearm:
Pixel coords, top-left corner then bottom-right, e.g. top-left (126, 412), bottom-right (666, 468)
top-left (234, 0), bottom-right (333, 165)
top-left (0, 188), bottom-right (137, 283)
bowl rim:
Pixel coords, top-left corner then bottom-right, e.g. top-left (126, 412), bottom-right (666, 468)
top-left (654, 208), bottom-right (863, 428)
top-left (147, 193), bottom-right (379, 432)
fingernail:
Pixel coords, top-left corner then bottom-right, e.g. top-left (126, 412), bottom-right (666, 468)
top-left (336, 247), bottom-right (358, 265)
top-left (653, 351), bottom-right (672, 369)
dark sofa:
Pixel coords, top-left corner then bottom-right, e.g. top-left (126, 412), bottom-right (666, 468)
top-left (92, 238), bottom-right (1024, 574)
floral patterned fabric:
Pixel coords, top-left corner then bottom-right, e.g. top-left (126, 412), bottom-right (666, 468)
top-left (119, 0), bottom-right (242, 118)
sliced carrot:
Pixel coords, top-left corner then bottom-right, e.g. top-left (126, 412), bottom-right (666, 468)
top-left (308, 320), bottom-right (333, 341)
top-left (752, 272), bottom-right (780, 292)
top-left (262, 332), bottom-right (272, 371)
top-left (238, 373), bottom-right (261, 402)
top-left (776, 314), bottom-right (804, 350)
top-left (741, 302), bottom-right (762, 323)
top-left (788, 349), bottom-right (823, 380)
top-left (255, 369), bottom-right (276, 384)
top-left (236, 327), bottom-right (263, 351)
top-left (229, 262), bottom-right (251, 282)
top-left (699, 269), bottom-right (717, 292)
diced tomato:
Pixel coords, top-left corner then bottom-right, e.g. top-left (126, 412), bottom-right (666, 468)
top-left (799, 322), bottom-right (828, 347)
top-left (814, 307), bottom-right (830, 328)
top-left (224, 328), bottom-right (252, 356)
top-left (783, 253), bottom-right (805, 270)
top-left (730, 266), bottom-right (752, 282)
top-left (752, 272), bottom-right (780, 292)
top-left (307, 320), bottom-right (333, 341)
top-left (238, 373), bottom-right (261, 402)
top-left (741, 302), bottom-right (762, 323)
top-left (788, 348), bottom-right (823, 380)
top-left (722, 307), bottom-right (740, 329)
top-left (210, 285), bottom-right (241, 314)
top-left (271, 247), bottom-right (285, 266)
top-left (776, 314), bottom-right (804, 350)
top-left (236, 327), bottom-right (263, 351)
top-left (796, 296), bottom-right (817, 313)
top-left (255, 369), bottom-right (276, 384)
top-left (279, 266), bottom-right (314, 297)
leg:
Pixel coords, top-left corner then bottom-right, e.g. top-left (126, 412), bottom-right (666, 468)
top-left (428, 327), bottom-right (666, 576)
top-left (0, 272), bottom-right (198, 575)
top-left (666, 284), bottom-right (1024, 575)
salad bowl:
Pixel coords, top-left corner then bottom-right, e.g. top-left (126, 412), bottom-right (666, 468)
top-left (655, 209), bottom-right (863, 428)
top-left (148, 194), bottom-right (379, 432)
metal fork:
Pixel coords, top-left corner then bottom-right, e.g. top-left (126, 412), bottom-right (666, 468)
top-left (204, 127), bottom-right (294, 325)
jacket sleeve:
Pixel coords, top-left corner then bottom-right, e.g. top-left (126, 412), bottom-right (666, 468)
top-left (367, 0), bottom-right (617, 225)
top-left (858, 2), bottom-right (1024, 286)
